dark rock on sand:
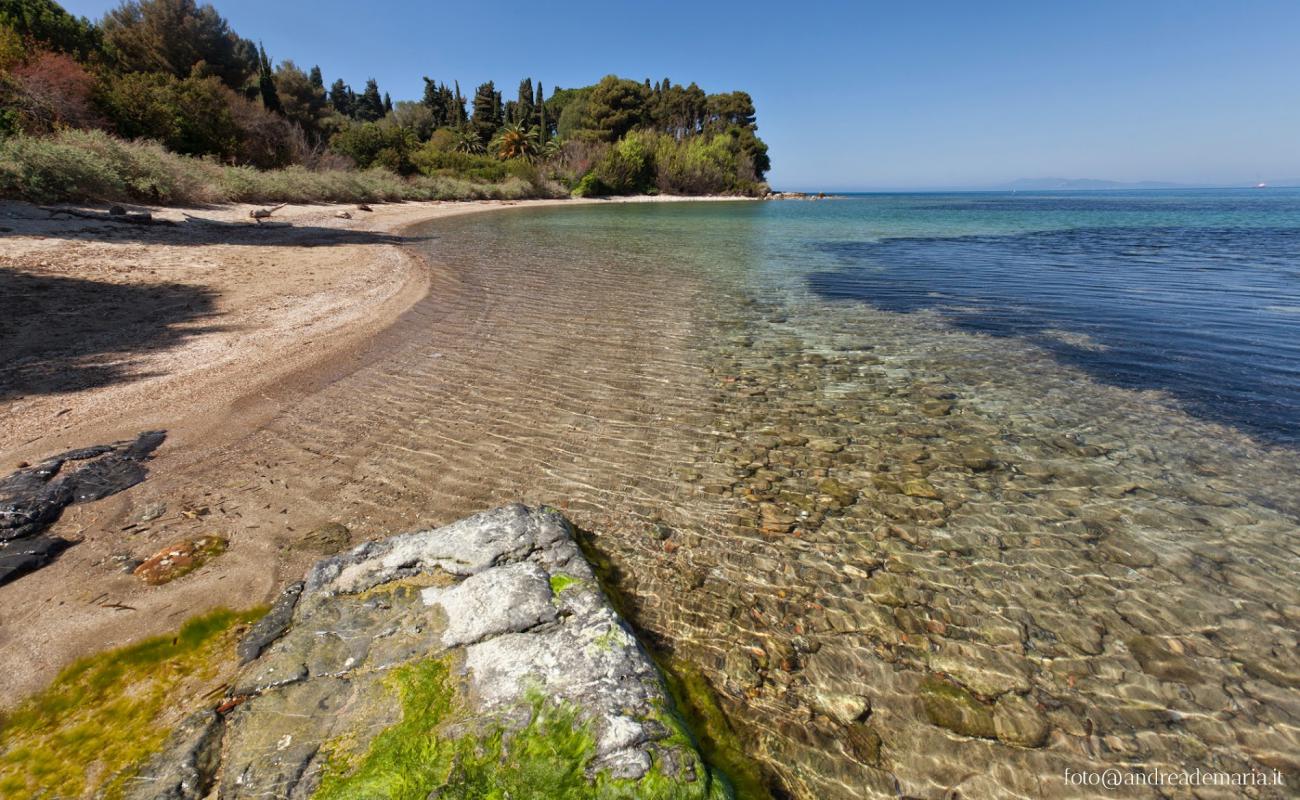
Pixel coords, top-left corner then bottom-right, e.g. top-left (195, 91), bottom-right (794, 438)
top-left (0, 534), bottom-right (73, 585)
top-left (0, 431), bottom-right (165, 584)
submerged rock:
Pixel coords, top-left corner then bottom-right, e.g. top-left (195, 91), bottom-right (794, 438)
top-left (0, 431), bottom-right (165, 584)
top-left (917, 675), bottom-right (996, 739)
top-left (135, 505), bottom-right (726, 799)
top-left (133, 535), bottom-right (227, 585)
top-left (302, 521), bottom-right (350, 553)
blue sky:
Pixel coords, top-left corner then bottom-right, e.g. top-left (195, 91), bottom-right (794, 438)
top-left (61, 0), bottom-right (1300, 190)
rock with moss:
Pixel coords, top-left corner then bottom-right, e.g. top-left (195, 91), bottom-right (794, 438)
top-left (132, 504), bottom-right (729, 799)
top-left (917, 675), bottom-right (996, 740)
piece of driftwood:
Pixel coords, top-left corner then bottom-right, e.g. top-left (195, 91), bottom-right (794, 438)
top-left (182, 213), bottom-right (290, 229)
top-left (357, 203), bottom-right (373, 212)
top-left (41, 207), bottom-right (170, 226)
top-left (249, 203), bottom-right (287, 222)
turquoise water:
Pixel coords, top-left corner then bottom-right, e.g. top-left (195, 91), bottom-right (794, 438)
top-left (461, 190), bottom-right (1300, 445)
top-left (417, 197), bottom-right (1300, 798)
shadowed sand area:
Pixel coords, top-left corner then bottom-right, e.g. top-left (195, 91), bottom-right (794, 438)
top-left (1, 200), bottom-right (1297, 799)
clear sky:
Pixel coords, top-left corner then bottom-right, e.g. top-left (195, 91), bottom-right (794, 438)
top-left (60, 0), bottom-right (1300, 190)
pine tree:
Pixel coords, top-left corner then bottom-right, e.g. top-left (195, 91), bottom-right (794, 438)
top-left (309, 65), bottom-right (323, 90)
top-left (383, 92), bottom-right (393, 114)
top-left (329, 78), bottom-right (352, 116)
top-left (356, 78), bottom-right (384, 121)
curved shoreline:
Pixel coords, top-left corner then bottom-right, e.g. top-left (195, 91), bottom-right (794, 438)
top-left (0, 194), bottom-right (750, 707)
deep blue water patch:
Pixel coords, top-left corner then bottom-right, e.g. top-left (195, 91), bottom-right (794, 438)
top-left (807, 225), bottom-right (1300, 444)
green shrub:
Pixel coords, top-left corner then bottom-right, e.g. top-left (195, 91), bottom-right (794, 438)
top-left (653, 133), bottom-right (749, 195)
top-left (96, 72), bottom-right (242, 160)
top-left (0, 129), bottom-right (565, 205)
top-left (570, 172), bottom-right (605, 198)
top-left (330, 121), bottom-right (417, 174)
top-left (590, 130), bottom-right (654, 194)
top-left (411, 144), bottom-right (509, 182)
top-left (0, 131), bottom-right (126, 201)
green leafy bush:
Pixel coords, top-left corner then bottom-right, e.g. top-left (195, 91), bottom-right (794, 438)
top-left (651, 132), bottom-right (765, 195)
top-left (329, 120), bottom-right (417, 174)
top-left (595, 131), bottom-right (655, 194)
top-left (96, 72), bottom-right (241, 160)
top-left (411, 143), bottom-right (508, 181)
top-left (0, 130), bottom-right (127, 200)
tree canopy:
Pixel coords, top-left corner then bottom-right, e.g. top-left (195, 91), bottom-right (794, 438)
top-left (100, 0), bottom-right (256, 89)
top-left (0, 0), bottom-right (771, 194)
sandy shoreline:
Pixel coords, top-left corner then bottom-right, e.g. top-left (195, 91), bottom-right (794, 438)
top-left (1, 195), bottom-right (741, 467)
top-left (0, 193), bottom-right (749, 706)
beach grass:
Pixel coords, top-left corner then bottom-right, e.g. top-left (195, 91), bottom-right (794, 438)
top-left (0, 129), bottom-right (561, 206)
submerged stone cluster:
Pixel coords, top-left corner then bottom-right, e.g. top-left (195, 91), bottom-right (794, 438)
top-left (606, 290), bottom-right (1300, 798)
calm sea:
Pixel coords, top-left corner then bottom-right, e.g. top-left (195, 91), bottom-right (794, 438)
top-left (463, 189), bottom-right (1300, 445)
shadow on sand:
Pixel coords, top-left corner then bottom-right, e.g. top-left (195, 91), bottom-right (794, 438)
top-left (29, 210), bottom-right (437, 248)
top-left (0, 268), bottom-right (223, 399)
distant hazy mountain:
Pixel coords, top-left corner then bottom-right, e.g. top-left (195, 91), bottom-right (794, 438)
top-left (998, 177), bottom-right (1192, 191)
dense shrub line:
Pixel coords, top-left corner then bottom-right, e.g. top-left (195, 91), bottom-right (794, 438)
top-left (0, 128), bottom-right (556, 204)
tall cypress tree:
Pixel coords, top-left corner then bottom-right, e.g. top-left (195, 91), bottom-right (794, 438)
top-left (256, 43), bottom-right (281, 113)
top-left (422, 78), bottom-right (453, 128)
top-left (515, 77), bottom-right (534, 128)
top-left (453, 81), bottom-right (468, 125)
top-left (309, 65), bottom-right (324, 90)
top-left (383, 92), bottom-right (393, 114)
top-left (471, 81), bottom-right (501, 142)
top-left (535, 81), bottom-right (547, 142)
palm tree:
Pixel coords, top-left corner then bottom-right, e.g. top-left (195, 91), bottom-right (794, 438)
top-left (452, 126), bottom-right (485, 155)
top-left (490, 123), bottom-right (539, 161)
top-left (539, 138), bottom-right (562, 162)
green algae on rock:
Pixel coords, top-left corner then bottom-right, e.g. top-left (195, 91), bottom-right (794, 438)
top-left (123, 505), bottom-right (733, 799)
top-left (315, 658), bottom-right (730, 800)
top-left (0, 608), bottom-right (263, 799)
top-left (916, 675), bottom-right (996, 740)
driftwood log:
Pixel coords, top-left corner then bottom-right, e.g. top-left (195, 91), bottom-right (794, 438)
top-left (249, 203), bottom-right (287, 222)
top-left (40, 207), bottom-right (170, 226)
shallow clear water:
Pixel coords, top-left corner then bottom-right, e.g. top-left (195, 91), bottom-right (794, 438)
top-left (499, 190), bottom-right (1300, 444)
top-left (145, 198), bottom-right (1296, 799)
top-left (408, 197), bottom-right (1299, 798)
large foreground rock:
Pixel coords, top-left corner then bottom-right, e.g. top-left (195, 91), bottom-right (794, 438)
top-left (124, 504), bottom-right (726, 799)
